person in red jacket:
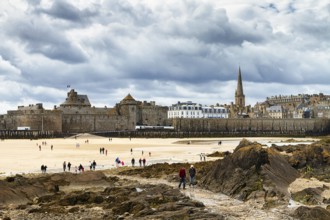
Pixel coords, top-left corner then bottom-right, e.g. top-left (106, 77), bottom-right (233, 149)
top-left (178, 167), bottom-right (186, 189)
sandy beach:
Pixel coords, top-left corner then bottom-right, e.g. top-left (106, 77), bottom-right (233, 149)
top-left (0, 134), bottom-right (316, 176)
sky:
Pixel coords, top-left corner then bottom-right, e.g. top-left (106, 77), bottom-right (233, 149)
top-left (0, 0), bottom-right (329, 113)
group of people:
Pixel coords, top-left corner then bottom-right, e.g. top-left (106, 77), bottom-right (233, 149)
top-left (40, 164), bottom-right (47, 173)
top-left (99, 147), bottom-right (107, 155)
top-left (199, 153), bottom-right (207, 161)
top-left (63, 161), bottom-right (72, 172)
top-left (115, 157), bottom-right (124, 166)
top-left (130, 158), bottom-right (146, 167)
top-left (89, 160), bottom-right (97, 170)
top-left (178, 165), bottom-right (196, 190)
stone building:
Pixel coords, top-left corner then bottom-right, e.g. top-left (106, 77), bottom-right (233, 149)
top-left (1, 89), bottom-right (168, 133)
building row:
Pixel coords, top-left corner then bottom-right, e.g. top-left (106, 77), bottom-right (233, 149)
top-left (1, 67), bottom-right (330, 134)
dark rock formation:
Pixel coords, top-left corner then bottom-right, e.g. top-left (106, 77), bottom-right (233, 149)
top-left (207, 151), bottom-right (231, 157)
top-left (293, 206), bottom-right (330, 220)
top-left (200, 139), bottom-right (300, 206)
top-left (0, 171), bottom-right (224, 220)
top-left (292, 187), bottom-right (325, 205)
top-left (271, 141), bottom-right (330, 182)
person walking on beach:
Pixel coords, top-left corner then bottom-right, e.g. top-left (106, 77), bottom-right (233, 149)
top-left (51, 145), bottom-right (53, 150)
top-left (92, 160), bottom-right (97, 170)
top-left (63, 161), bottom-right (67, 172)
top-left (142, 158), bottom-right (146, 167)
top-left (68, 162), bottom-right (71, 171)
top-left (178, 167), bottom-right (186, 189)
top-left (131, 158), bottom-right (135, 167)
top-left (78, 164), bottom-right (84, 173)
top-left (39, 145), bottom-right (41, 151)
top-left (139, 158), bottom-right (142, 167)
top-left (189, 165), bottom-right (196, 187)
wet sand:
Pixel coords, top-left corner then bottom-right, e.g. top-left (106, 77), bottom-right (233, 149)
top-left (0, 134), bottom-right (316, 176)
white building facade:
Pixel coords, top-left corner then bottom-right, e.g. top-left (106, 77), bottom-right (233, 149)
top-left (168, 101), bottom-right (228, 119)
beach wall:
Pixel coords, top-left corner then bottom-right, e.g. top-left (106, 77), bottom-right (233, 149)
top-left (170, 118), bottom-right (330, 135)
top-left (61, 114), bottom-right (131, 133)
top-left (3, 110), bottom-right (62, 132)
top-left (92, 118), bottom-right (330, 138)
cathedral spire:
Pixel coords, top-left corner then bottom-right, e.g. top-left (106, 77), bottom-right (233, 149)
top-left (235, 67), bottom-right (245, 108)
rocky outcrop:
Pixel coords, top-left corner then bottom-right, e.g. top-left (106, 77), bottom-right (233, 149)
top-left (293, 206), bottom-right (330, 220)
top-left (0, 171), bottom-right (224, 220)
top-left (292, 187), bottom-right (326, 205)
top-left (200, 139), bottom-right (300, 206)
top-left (271, 142), bottom-right (330, 182)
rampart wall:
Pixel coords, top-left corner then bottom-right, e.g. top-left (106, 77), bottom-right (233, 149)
top-left (61, 114), bottom-right (130, 133)
top-left (4, 110), bottom-right (62, 132)
top-left (170, 118), bottom-right (330, 135)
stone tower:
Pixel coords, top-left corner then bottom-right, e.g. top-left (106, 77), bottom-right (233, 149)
top-left (235, 67), bottom-right (245, 108)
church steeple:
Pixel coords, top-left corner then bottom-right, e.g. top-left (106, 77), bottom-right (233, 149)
top-left (235, 67), bottom-right (245, 108)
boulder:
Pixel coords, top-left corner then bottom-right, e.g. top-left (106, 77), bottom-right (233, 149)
top-left (292, 187), bottom-right (325, 205)
top-left (293, 206), bottom-right (330, 220)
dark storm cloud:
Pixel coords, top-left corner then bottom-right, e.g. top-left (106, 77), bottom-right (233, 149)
top-left (5, 18), bottom-right (88, 63)
top-left (34, 0), bottom-right (99, 24)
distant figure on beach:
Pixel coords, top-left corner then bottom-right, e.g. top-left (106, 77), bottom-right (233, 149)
top-left (200, 153), bottom-right (202, 161)
top-left (115, 157), bottom-right (121, 167)
top-left (189, 165), bottom-right (196, 187)
top-left (130, 148), bottom-right (133, 155)
top-left (63, 161), bottom-right (66, 172)
top-left (78, 164), bottom-right (84, 173)
top-left (105, 149), bottom-right (108, 156)
top-left (178, 167), bottom-right (186, 189)
top-left (218, 141), bottom-right (222, 145)
top-left (142, 158), bottom-right (146, 167)
top-left (142, 150), bottom-right (144, 155)
top-left (139, 158), bottom-right (142, 167)
top-left (121, 161), bottom-right (125, 166)
top-left (92, 160), bottom-right (97, 170)
top-left (51, 145), bottom-right (53, 150)
top-left (131, 158), bottom-right (135, 167)
top-left (149, 152), bottom-right (151, 157)
top-left (41, 165), bottom-right (47, 173)
top-left (39, 145), bottom-right (41, 151)
top-left (68, 162), bottom-right (71, 171)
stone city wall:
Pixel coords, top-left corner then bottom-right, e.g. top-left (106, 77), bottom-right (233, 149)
top-left (61, 114), bottom-right (130, 133)
top-left (170, 118), bottom-right (330, 135)
top-left (4, 110), bottom-right (62, 132)
top-left (139, 106), bottom-right (168, 126)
